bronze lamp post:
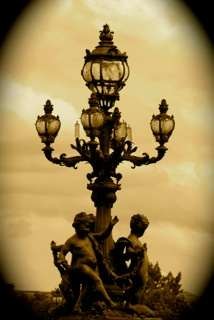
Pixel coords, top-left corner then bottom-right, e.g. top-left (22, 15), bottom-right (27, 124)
top-left (35, 24), bottom-right (175, 258)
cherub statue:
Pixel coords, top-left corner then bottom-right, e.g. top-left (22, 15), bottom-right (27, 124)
top-left (111, 214), bottom-right (150, 305)
top-left (50, 241), bottom-right (74, 308)
top-left (51, 211), bottom-right (122, 312)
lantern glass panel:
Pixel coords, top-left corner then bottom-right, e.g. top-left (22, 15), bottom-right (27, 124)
top-left (36, 118), bottom-right (46, 135)
top-left (150, 118), bottom-right (160, 134)
top-left (82, 62), bottom-right (92, 82)
top-left (81, 112), bottom-right (90, 129)
top-left (47, 118), bottom-right (61, 135)
top-left (92, 63), bottom-right (101, 80)
top-left (114, 121), bottom-right (127, 141)
top-left (160, 117), bottom-right (174, 134)
top-left (101, 61), bottom-right (123, 81)
top-left (90, 112), bottom-right (104, 128)
top-left (123, 62), bottom-right (129, 81)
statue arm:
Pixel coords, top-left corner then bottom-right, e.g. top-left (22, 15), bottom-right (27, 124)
top-left (58, 238), bottom-right (72, 265)
top-left (94, 222), bottom-right (114, 241)
top-left (125, 245), bottom-right (144, 260)
top-left (50, 241), bottom-right (63, 253)
top-left (93, 216), bottom-right (119, 241)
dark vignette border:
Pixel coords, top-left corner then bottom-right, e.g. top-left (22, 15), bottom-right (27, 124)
top-left (0, 1), bottom-right (213, 319)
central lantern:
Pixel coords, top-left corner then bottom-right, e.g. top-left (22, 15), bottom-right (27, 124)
top-left (81, 24), bottom-right (129, 110)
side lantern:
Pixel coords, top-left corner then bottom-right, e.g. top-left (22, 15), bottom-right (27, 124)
top-left (35, 100), bottom-right (61, 144)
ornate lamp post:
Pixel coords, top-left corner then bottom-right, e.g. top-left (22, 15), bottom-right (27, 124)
top-left (35, 24), bottom-right (175, 259)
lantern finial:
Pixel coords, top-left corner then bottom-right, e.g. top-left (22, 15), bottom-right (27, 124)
top-left (159, 99), bottom-right (168, 114)
top-left (99, 24), bottom-right (114, 44)
top-left (44, 99), bottom-right (53, 114)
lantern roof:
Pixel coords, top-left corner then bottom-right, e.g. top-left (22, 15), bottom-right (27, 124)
top-left (84, 24), bottom-right (128, 62)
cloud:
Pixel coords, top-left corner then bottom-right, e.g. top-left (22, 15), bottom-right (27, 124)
top-left (2, 218), bottom-right (32, 238)
top-left (162, 162), bottom-right (199, 186)
top-left (0, 190), bottom-right (94, 222)
top-left (83, 0), bottom-right (199, 43)
top-left (54, 0), bottom-right (73, 14)
top-left (0, 76), bottom-right (79, 129)
top-left (0, 214), bottom-right (72, 291)
top-left (0, 77), bottom-right (86, 176)
top-left (84, 0), bottom-right (173, 29)
top-left (161, 161), bottom-right (214, 192)
top-left (147, 221), bottom-right (214, 294)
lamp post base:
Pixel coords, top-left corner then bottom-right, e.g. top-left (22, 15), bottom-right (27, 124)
top-left (57, 317), bottom-right (161, 320)
top-left (55, 313), bottom-right (161, 320)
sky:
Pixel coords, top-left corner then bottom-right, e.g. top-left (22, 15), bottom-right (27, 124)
top-left (0, 0), bottom-right (213, 295)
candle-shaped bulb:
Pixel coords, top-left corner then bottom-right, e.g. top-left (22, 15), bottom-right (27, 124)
top-left (114, 120), bottom-right (127, 142)
top-left (75, 120), bottom-right (80, 139)
top-left (121, 120), bottom-right (127, 138)
top-left (126, 124), bottom-right (132, 141)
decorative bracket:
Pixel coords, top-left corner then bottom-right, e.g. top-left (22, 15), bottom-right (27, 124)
top-left (122, 144), bottom-right (167, 168)
top-left (42, 139), bottom-right (87, 169)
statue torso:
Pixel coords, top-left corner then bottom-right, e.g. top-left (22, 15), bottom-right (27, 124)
top-left (69, 234), bottom-right (97, 269)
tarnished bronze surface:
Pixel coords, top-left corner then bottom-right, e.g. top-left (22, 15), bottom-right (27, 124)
top-left (35, 24), bottom-right (175, 320)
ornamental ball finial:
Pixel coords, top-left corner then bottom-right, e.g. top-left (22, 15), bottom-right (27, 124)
top-left (44, 99), bottom-right (53, 114)
top-left (159, 98), bottom-right (168, 113)
top-left (99, 24), bottom-right (114, 43)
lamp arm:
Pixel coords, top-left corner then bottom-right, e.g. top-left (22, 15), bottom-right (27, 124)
top-left (42, 144), bottom-right (85, 169)
top-left (122, 145), bottom-right (167, 168)
top-left (70, 138), bottom-right (93, 161)
top-left (42, 145), bottom-right (62, 165)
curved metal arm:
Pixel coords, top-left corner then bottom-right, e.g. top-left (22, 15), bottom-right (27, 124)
top-left (71, 138), bottom-right (89, 155)
top-left (122, 145), bottom-right (167, 168)
top-left (58, 153), bottom-right (85, 168)
top-left (42, 145), bottom-right (85, 169)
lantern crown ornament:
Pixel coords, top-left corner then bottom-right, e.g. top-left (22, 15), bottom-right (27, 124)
top-left (81, 24), bottom-right (129, 110)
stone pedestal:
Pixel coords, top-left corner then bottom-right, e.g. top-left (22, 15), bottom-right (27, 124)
top-left (56, 307), bottom-right (162, 320)
top-left (58, 316), bottom-right (162, 320)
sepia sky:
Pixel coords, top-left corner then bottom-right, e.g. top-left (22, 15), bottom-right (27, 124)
top-left (0, 0), bottom-right (213, 295)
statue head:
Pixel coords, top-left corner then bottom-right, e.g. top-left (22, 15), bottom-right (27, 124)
top-left (72, 212), bottom-right (95, 236)
top-left (130, 214), bottom-right (149, 237)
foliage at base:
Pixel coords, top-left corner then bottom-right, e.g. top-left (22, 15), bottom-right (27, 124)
top-left (4, 261), bottom-right (196, 320)
top-left (143, 262), bottom-right (194, 319)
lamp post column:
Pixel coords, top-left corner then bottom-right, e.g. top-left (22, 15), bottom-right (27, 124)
top-left (88, 179), bottom-right (120, 258)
